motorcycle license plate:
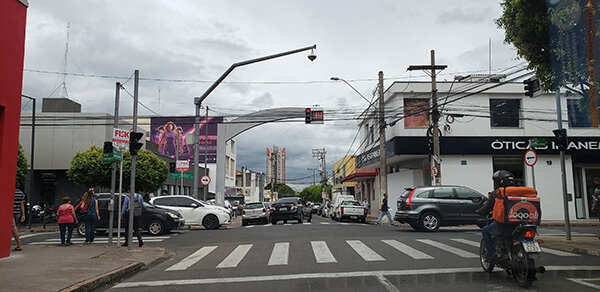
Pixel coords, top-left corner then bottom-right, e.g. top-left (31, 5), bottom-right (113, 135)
top-left (522, 241), bottom-right (541, 253)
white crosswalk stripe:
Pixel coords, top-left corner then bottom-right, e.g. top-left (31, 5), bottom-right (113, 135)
top-left (450, 238), bottom-right (479, 247)
top-left (450, 238), bottom-right (581, 257)
top-left (311, 241), bottom-right (337, 263)
top-left (381, 239), bottom-right (434, 259)
top-left (268, 242), bottom-right (290, 266)
top-left (346, 240), bottom-right (385, 261)
top-left (166, 246), bottom-right (218, 271)
top-left (217, 244), bottom-right (253, 268)
top-left (416, 239), bottom-right (479, 258)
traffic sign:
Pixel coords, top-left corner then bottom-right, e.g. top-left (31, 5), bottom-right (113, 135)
top-left (183, 173), bottom-right (193, 179)
top-left (431, 166), bottom-right (439, 177)
top-left (201, 175), bottom-right (211, 186)
top-left (102, 149), bottom-right (122, 162)
top-left (112, 127), bottom-right (131, 150)
top-left (170, 173), bottom-right (181, 179)
top-left (529, 138), bottom-right (547, 149)
top-left (524, 149), bottom-right (538, 167)
top-left (176, 160), bottom-right (189, 172)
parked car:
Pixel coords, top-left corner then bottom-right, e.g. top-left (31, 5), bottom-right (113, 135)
top-left (269, 197), bottom-right (312, 224)
top-left (242, 202), bottom-right (270, 226)
top-left (334, 200), bottom-right (367, 223)
top-left (394, 186), bottom-right (488, 232)
top-left (150, 195), bottom-right (231, 229)
top-left (76, 193), bottom-right (185, 237)
top-left (331, 195), bottom-right (354, 221)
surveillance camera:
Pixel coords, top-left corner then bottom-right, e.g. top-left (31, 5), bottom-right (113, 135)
top-left (308, 53), bottom-right (317, 61)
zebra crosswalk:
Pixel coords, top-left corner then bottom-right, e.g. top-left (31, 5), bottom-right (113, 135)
top-left (28, 234), bottom-right (176, 246)
top-left (244, 221), bottom-right (358, 228)
top-left (164, 238), bottom-right (580, 271)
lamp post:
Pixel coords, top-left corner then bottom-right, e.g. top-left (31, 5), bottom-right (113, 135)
top-left (193, 45), bottom-right (317, 203)
top-left (21, 95), bottom-right (35, 229)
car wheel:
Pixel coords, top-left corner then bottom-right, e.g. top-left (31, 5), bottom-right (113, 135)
top-left (418, 212), bottom-right (440, 232)
top-left (271, 219), bottom-right (277, 225)
top-left (147, 219), bottom-right (165, 236)
top-left (202, 214), bottom-right (220, 230)
top-left (242, 220), bottom-right (248, 226)
top-left (76, 221), bottom-right (86, 237)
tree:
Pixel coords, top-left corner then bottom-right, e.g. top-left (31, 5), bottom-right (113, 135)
top-left (16, 142), bottom-right (28, 188)
top-left (265, 182), bottom-right (296, 198)
top-left (67, 146), bottom-right (168, 193)
top-left (299, 185), bottom-right (325, 203)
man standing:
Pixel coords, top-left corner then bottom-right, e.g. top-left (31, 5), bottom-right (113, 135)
top-left (12, 182), bottom-right (25, 251)
top-left (120, 190), bottom-right (144, 247)
top-left (375, 193), bottom-right (395, 226)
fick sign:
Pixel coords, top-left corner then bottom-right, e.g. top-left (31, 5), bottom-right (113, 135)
top-left (112, 128), bottom-right (131, 144)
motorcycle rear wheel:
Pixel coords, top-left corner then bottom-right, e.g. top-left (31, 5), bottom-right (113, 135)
top-left (512, 245), bottom-right (535, 288)
top-left (479, 239), bottom-right (494, 273)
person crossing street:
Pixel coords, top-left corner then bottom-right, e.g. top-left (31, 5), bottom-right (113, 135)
top-left (375, 193), bottom-right (395, 226)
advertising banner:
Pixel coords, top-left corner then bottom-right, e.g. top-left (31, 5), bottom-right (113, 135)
top-left (150, 116), bottom-right (223, 163)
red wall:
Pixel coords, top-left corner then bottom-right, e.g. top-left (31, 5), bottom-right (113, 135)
top-left (0, 0), bottom-right (28, 259)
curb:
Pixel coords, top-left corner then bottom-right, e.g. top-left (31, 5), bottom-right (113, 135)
top-left (60, 261), bottom-right (144, 292)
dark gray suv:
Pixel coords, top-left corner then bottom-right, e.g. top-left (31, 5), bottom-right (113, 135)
top-left (394, 186), bottom-right (488, 232)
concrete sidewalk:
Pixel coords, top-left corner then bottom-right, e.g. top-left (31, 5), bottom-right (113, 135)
top-left (2, 218), bottom-right (598, 292)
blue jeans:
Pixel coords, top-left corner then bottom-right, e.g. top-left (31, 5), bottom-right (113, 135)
top-left (482, 222), bottom-right (503, 257)
top-left (376, 210), bottom-right (394, 225)
top-left (59, 223), bottom-right (74, 244)
top-left (84, 215), bottom-right (97, 243)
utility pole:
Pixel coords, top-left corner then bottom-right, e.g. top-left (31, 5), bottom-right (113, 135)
top-left (108, 82), bottom-right (120, 244)
top-left (312, 148), bottom-right (327, 202)
top-left (307, 168), bottom-right (317, 186)
top-left (408, 50), bottom-right (447, 186)
top-left (377, 71), bottom-right (387, 198)
top-left (203, 106), bottom-right (209, 201)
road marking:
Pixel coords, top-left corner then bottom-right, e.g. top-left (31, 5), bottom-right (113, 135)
top-left (416, 239), bottom-right (479, 258)
top-left (542, 247), bottom-right (581, 257)
top-left (375, 274), bottom-right (400, 292)
top-left (166, 246), bottom-right (218, 271)
top-left (216, 244), bottom-right (253, 268)
top-left (450, 238), bottom-right (479, 247)
top-left (263, 224), bottom-right (273, 227)
top-left (268, 242), bottom-right (289, 266)
top-left (114, 266), bottom-right (600, 288)
top-left (303, 222), bottom-right (312, 225)
top-left (13, 233), bottom-right (47, 240)
top-left (346, 240), bottom-right (385, 261)
top-left (320, 222), bottom-right (331, 225)
top-left (382, 239), bottom-right (434, 259)
top-left (311, 241), bottom-right (337, 263)
top-left (244, 226), bottom-right (255, 228)
top-left (567, 278), bottom-right (600, 289)
top-left (30, 239), bottom-right (164, 245)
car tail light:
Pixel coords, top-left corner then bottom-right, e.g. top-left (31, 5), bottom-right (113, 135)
top-left (242, 210), bottom-right (246, 215)
top-left (262, 208), bottom-right (266, 213)
top-left (407, 189), bottom-right (416, 207)
top-left (290, 204), bottom-right (297, 211)
top-left (270, 206), bottom-right (276, 211)
top-left (524, 230), bottom-right (536, 239)
top-left (340, 207), bottom-right (344, 214)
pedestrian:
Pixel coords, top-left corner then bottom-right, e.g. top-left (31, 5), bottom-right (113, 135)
top-left (11, 182), bottom-right (25, 251)
top-left (233, 203), bottom-right (238, 219)
top-left (56, 196), bottom-right (78, 246)
top-left (362, 198), bottom-right (370, 212)
top-left (161, 189), bottom-right (169, 196)
top-left (375, 193), bottom-right (395, 226)
top-left (120, 191), bottom-right (144, 247)
top-left (79, 190), bottom-right (100, 244)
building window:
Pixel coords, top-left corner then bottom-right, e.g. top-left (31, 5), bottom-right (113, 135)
top-left (490, 99), bottom-right (521, 127)
top-left (492, 156), bottom-right (524, 186)
top-left (404, 99), bottom-right (430, 128)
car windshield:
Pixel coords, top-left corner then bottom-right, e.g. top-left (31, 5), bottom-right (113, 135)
top-left (276, 198), bottom-right (298, 204)
top-left (341, 201), bottom-right (361, 206)
top-left (245, 203), bottom-right (264, 209)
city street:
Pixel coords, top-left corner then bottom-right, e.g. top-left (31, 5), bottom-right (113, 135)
top-left (27, 216), bottom-right (590, 291)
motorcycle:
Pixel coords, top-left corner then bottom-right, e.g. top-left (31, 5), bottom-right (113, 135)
top-left (479, 221), bottom-right (546, 288)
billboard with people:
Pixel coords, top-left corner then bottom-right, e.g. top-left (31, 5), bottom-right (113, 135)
top-left (150, 116), bottom-right (223, 163)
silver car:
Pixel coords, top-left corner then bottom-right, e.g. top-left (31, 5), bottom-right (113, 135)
top-left (242, 202), bottom-right (270, 226)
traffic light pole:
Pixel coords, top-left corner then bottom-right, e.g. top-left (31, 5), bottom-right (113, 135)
top-left (555, 90), bottom-right (571, 240)
top-left (108, 82), bottom-right (121, 245)
top-left (127, 70), bottom-right (139, 251)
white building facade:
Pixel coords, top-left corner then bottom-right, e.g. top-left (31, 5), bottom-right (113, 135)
top-left (356, 78), bottom-right (600, 222)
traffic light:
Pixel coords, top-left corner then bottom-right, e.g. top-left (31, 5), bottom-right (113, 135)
top-left (553, 128), bottom-right (568, 151)
top-left (169, 162), bottom-right (176, 173)
top-left (523, 78), bottom-right (541, 98)
top-left (129, 131), bottom-right (144, 155)
top-left (305, 108), bottom-right (311, 124)
top-left (103, 141), bottom-right (113, 154)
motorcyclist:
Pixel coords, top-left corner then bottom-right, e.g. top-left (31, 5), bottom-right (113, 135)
top-left (476, 169), bottom-right (515, 262)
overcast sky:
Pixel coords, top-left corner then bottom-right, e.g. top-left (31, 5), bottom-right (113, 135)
top-left (21, 1), bottom-right (523, 190)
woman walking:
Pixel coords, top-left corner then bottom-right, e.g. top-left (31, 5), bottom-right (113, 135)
top-left (56, 196), bottom-right (78, 246)
top-left (80, 191), bottom-right (100, 244)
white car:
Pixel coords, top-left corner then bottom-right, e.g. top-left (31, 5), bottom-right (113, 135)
top-left (150, 195), bottom-right (231, 229)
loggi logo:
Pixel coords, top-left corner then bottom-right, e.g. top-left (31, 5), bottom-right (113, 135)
top-left (507, 201), bottom-right (539, 222)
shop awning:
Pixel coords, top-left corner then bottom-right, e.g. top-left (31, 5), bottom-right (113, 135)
top-left (340, 168), bottom-right (378, 183)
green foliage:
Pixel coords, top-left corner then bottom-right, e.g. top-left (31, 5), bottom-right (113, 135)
top-left (67, 146), bottom-right (168, 193)
top-left (299, 184), bottom-right (331, 203)
top-left (16, 142), bottom-right (28, 188)
top-left (496, 0), bottom-right (554, 90)
top-left (266, 183), bottom-right (296, 198)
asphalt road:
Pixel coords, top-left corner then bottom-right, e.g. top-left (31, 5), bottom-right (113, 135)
top-left (18, 218), bottom-right (600, 291)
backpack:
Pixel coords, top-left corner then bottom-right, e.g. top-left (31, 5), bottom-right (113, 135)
top-left (133, 194), bottom-right (143, 217)
top-left (492, 186), bottom-right (541, 224)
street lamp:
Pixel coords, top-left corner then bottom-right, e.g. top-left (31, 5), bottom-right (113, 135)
top-left (193, 45), bottom-right (318, 202)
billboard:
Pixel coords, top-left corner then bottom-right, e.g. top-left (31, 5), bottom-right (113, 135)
top-left (150, 116), bottom-right (223, 163)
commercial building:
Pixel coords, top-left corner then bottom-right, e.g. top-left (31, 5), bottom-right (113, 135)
top-left (235, 167), bottom-right (265, 203)
top-left (266, 146), bottom-right (286, 185)
top-left (350, 76), bottom-right (600, 222)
